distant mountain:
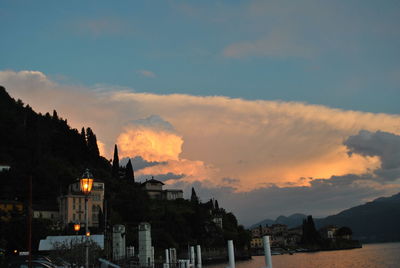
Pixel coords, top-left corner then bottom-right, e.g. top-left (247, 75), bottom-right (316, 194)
top-left (250, 213), bottom-right (307, 229)
top-left (249, 193), bottom-right (400, 242)
top-left (315, 192), bottom-right (400, 242)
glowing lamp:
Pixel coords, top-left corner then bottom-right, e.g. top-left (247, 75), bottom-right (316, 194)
top-left (86, 231), bottom-right (91, 237)
top-left (74, 223), bottom-right (81, 232)
top-left (80, 169), bottom-right (94, 195)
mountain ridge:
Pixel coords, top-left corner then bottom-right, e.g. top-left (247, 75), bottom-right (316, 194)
top-left (250, 192), bottom-right (400, 242)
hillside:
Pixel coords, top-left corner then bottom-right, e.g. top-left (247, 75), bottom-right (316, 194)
top-left (0, 85), bottom-right (112, 205)
top-left (315, 193), bottom-right (400, 242)
top-left (250, 193), bottom-right (400, 242)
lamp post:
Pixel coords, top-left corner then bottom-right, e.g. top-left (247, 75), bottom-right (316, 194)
top-left (80, 169), bottom-right (94, 268)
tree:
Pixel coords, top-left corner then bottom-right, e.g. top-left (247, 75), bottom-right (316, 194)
top-left (86, 127), bottom-right (100, 158)
top-left (191, 187), bottom-right (199, 203)
top-left (336, 226), bottom-right (352, 238)
top-left (112, 144), bottom-right (119, 179)
top-left (125, 158), bottom-right (134, 182)
top-left (215, 200), bottom-right (219, 210)
top-left (52, 110), bottom-right (58, 120)
top-left (50, 238), bottom-right (102, 267)
top-left (301, 215), bottom-right (321, 246)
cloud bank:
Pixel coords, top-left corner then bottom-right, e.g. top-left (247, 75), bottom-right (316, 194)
top-left (1, 70), bottom-right (400, 225)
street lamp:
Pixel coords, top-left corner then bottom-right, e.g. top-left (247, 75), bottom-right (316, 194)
top-left (80, 169), bottom-right (94, 268)
top-left (73, 223), bottom-right (81, 235)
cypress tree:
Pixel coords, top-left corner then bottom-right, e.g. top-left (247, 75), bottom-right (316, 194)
top-left (112, 144), bottom-right (119, 179)
top-left (125, 158), bottom-right (135, 182)
top-left (191, 187), bottom-right (199, 203)
top-left (86, 127), bottom-right (100, 158)
top-left (80, 127), bottom-right (86, 145)
top-left (215, 200), bottom-right (219, 210)
top-left (52, 110), bottom-right (58, 120)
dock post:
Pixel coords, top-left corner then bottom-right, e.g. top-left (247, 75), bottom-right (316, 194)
top-left (227, 240), bottom-right (235, 268)
top-left (262, 236), bottom-right (273, 268)
top-left (190, 246), bottom-right (195, 266)
top-left (196, 245), bottom-right (202, 268)
top-left (165, 249), bottom-right (170, 268)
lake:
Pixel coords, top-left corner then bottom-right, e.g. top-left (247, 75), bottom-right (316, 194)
top-left (205, 243), bottom-right (400, 268)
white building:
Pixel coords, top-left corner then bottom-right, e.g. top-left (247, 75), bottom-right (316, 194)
top-left (59, 180), bottom-right (104, 227)
top-left (141, 178), bottom-right (183, 200)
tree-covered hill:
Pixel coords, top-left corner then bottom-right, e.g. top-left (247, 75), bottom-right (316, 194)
top-left (0, 85), bottom-right (112, 206)
top-left (315, 192), bottom-right (400, 242)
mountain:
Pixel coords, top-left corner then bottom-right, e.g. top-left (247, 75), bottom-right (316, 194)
top-left (250, 213), bottom-right (307, 229)
top-left (315, 193), bottom-right (400, 242)
top-left (249, 193), bottom-right (400, 242)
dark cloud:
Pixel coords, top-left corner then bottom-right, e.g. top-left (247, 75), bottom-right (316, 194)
top-left (170, 175), bottom-right (392, 227)
top-left (344, 130), bottom-right (400, 181)
top-left (130, 114), bottom-right (175, 132)
top-left (120, 156), bottom-right (166, 171)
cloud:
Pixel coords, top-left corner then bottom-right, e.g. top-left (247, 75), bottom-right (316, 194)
top-left (137, 70), bottom-right (156, 78)
top-left (223, 31), bottom-right (314, 59)
top-left (120, 156), bottom-right (165, 171)
top-left (1, 70), bottom-right (400, 190)
top-left (71, 17), bottom-right (128, 37)
top-left (172, 172), bottom-right (400, 226)
top-left (1, 69), bottom-right (400, 224)
top-left (117, 127), bottom-right (183, 162)
top-left (344, 130), bottom-right (400, 181)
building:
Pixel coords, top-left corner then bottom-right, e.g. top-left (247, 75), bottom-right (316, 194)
top-left (0, 200), bottom-right (23, 221)
top-left (319, 225), bottom-right (338, 240)
top-left (59, 180), bottom-right (104, 227)
top-left (250, 237), bottom-right (263, 249)
top-left (141, 178), bottom-right (183, 200)
top-left (212, 216), bottom-right (223, 229)
top-left (0, 164), bottom-right (11, 172)
top-left (33, 205), bottom-right (59, 221)
top-left (141, 179), bottom-right (164, 199)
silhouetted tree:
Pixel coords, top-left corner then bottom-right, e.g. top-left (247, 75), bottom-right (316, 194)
top-left (301, 215), bottom-right (321, 246)
top-left (86, 127), bottom-right (100, 158)
top-left (125, 158), bottom-right (134, 182)
top-left (336, 226), bottom-right (352, 238)
top-left (52, 110), bottom-right (58, 120)
top-left (215, 200), bottom-right (219, 210)
top-left (191, 187), bottom-right (199, 203)
top-left (112, 144), bottom-right (119, 179)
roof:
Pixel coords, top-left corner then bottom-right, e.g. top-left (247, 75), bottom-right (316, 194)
top-left (164, 189), bottom-right (183, 192)
top-left (142, 178), bottom-right (165, 185)
top-left (39, 235), bottom-right (104, 251)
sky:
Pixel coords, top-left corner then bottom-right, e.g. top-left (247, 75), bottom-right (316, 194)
top-left (1, 0), bottom-right (400, 226)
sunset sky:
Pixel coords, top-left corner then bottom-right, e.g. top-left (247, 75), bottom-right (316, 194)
top-left (1, 0), bottom-right (400, 226)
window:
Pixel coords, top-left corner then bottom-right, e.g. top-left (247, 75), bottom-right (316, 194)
top-left (73, 213), bottom-right (76, 220)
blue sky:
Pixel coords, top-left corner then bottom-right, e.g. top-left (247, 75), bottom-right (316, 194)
top-left (1, 0), bottom-right (399, 114)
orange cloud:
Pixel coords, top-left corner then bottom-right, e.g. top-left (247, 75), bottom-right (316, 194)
top-left (117, 127), bottom-right (183, 162)
top-left (2, 70), bottom-right (400, 192)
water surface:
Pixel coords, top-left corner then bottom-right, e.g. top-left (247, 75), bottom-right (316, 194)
top-left (206, 243), bottom-right (400, 268)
